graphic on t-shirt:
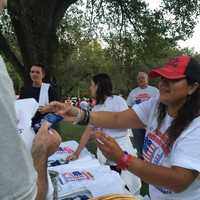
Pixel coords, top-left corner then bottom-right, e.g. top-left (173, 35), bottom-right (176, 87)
top-left (155, 186), bottom-right (172, 194)
top-left (56, 146), bottom-right (74, 154)
top-left (143, 129), bottom-right (172, 194)
top-left (60, 170), bottom-right (94, 184)
top-left (143, 128), bottom-right (170, 164)
top-left (135, 93), bottom-right (151, 104)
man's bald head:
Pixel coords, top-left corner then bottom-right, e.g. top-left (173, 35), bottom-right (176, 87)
top-left (137, 71), bottom-right (149, 88)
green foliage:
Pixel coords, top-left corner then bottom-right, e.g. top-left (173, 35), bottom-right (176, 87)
top-left (59, 122), bottom-right (97, 153)
top-left (1, 0), bottom-right (200, 97)
top-left (83, 0), bottom-right (200, 43)
top-left (0, 10), bottom-right (23, 86)
top-left (4, 58), bottom-right (22, 93)
top-left (54, 37), bottom-right (113, 97)
top-left (0, 10), bottom-right (21, 56)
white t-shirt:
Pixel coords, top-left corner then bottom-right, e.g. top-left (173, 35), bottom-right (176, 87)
top-left (92, 95), bottom-right (129, 138)
top-left (49, 161), bottom-right (126, 198)
top-left (133, 98), bottom-right (200, 200)
top-left (127, 85), bottom-right (159, 107)
top-left (92, 96), bottom-right (141, 194)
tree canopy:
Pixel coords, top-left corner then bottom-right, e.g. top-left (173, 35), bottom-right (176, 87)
top-left (0, 0), bottom-right (200, 96)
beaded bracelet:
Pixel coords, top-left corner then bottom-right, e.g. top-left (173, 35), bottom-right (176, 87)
top-left (77, 109), bottom-right (90, 125)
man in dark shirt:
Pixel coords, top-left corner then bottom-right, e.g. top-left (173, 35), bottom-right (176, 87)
top-left (19, 64), bottom-right (57, 127)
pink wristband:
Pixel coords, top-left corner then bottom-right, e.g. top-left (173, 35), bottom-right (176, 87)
top-left (117, 151), bottom-right (133, 170)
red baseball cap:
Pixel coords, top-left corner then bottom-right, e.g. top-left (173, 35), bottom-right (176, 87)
top-left (149, 55), bottom-right (200, 83)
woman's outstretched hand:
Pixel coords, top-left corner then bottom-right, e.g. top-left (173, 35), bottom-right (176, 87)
top-left (39, 101), bottom-right (80, 122)
top-left (38, 101), bottom-right (69, 114)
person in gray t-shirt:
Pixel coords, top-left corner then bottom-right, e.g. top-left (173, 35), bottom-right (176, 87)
top-left (0, 54), bottom-right (61, 200)
top-left (127, 72), bottom-right (159, 158)
top-left (0, 1), bottom-right (61, 199)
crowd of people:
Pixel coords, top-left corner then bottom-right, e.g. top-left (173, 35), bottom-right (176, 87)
top-left (1, 0), bottom-right (200, 199)
top-left (64, 96), bottom-right (96, 111)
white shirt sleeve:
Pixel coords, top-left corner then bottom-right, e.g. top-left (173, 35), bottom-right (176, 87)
top-left (132, 98), bottom-right (158, 126)
top-left (170, 127), bottom-right (200, 172)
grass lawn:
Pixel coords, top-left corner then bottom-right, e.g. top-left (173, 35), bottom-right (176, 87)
top-left (59, 122), bottom-right (149, 196)
top-left (59, 122), bottom-right (97, 154)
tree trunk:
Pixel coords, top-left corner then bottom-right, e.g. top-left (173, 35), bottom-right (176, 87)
top-left (7, 0), bottom-right (78, 82)
top-left (0, 32), bottom-right (27, 81)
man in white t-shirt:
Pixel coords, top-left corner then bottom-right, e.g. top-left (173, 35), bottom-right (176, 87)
top-left (127, 72), bottom-right (159, 158)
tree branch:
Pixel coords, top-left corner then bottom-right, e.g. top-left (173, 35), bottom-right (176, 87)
top-left (0, 31), bottom-right (26, 81)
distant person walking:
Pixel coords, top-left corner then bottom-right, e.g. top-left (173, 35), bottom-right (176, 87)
top-left (127, 72), bottom-right (159, 158)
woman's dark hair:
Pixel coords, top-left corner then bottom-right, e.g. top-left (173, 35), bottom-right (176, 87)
top-left (157, 77), bottom-right (200, 146)
top-left (92, 73), bottom-right (113, 104)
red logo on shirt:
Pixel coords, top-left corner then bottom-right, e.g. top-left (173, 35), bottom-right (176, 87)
top-left (135, 93), bottom-right (151, 102)
top-left (60, 171), bottom-right (94, 184)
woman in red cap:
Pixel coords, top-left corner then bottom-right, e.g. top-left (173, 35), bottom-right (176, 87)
top-left (43, 56), bottom-right (200, 199)
top-left (91, 56), bottom-right (200, 199)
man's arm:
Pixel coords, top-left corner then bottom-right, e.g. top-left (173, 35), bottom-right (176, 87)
top-left (32, 148), bottom-right (48, 200)
top-left (31, 123), bottom-right (61, 200)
